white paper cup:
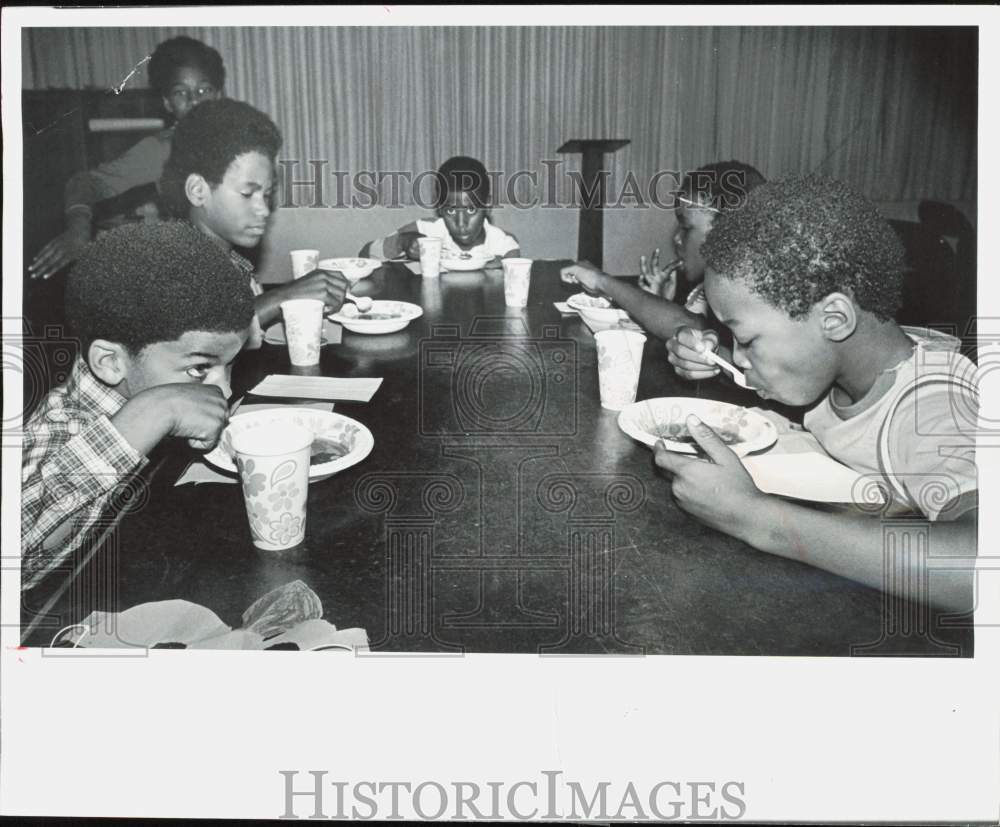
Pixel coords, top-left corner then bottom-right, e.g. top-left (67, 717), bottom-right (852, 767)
top-left (231, 423), bottom-right (312, 551)
top-left (595, 330), bottom-right (646, 411)
top-left (417, 237), bottom-right (443, 278)
top-left (280, 299), bottom-right (324, 366)
top-left (502, 258), bottom-right (532, 307)
top-left (290, 249), bottom-right (319, 279)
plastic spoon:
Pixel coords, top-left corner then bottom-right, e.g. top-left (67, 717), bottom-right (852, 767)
top-left (702, 349), bottom-right (754, 389)
top-left (345, 293), bottom-right (373, 313)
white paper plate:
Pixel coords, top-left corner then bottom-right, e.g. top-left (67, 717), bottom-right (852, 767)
top-left (441, 252), bottom-right (492, 271)
top-left (204, 408), bottom-right (374, 482)
top-left (316, 257), bottom-right (381, 283)
top-left (617, 397), bottom-right (777, 457)
top-left (263, 319), bottom-right (341, 346)
top-left (327, 300), bottom-right (423, 334)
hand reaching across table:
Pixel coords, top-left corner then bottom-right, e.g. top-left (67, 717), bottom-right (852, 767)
top-left (254, 268), bottom-right (349, 327)
top-left (559, 260), bottom-right (606, 294)
top-left (28, 216), bottom-right (92, 281)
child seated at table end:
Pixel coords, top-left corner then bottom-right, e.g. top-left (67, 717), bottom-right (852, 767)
top-left (361, 155), bottom-right (521, 267)
top-left (659, 176), bottom-right (978, 612)
top-left (159, 98), bottom-right (348, 333)
top-left (561, 161), bottom-right (765, 343)
top-left (21, 221), bottom-right (257, 592)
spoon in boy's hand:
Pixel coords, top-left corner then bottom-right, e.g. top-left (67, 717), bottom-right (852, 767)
top-left (701, 349), bottom-right (753, 389)
top-left (344, 292), bottom-right (374, 313)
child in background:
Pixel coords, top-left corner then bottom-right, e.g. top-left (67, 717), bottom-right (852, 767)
top-left (560, 161), bottom-right (766, 343)
top-left (656, 177), bottom-right (978, 613)
top-left (30, 36), bottom-right (225, 281)
top-left (21, 222), bottom-right (256, 591)
top-left (159, 99), bottom-right (348, 334)
top-left (361, 156), bottom-right (520, 266)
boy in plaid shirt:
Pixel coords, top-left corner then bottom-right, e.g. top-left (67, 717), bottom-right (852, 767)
top-left (21, 221), bottom-right (255, 591)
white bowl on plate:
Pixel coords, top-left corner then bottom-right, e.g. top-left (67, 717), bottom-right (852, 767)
top-left (440, 251), bottom-right (492, 272)
top-left (327, 300), bottom-right (423, 334)
top-left (566, 292), bottom-right (611, 311)
top-left (204, 408), bottom-right (374, 482)
top-left (617, 397), bottom-right (777, 457)
top-left (317, 257), bottom-right (381, 283)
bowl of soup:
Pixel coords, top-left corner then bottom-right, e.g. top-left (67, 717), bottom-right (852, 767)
top-left (204, 407), bottom-right (374, 482)
top-left (328, 300), bottom-right (423, 334)
top-left (317, 257), bottom-right (382, 283)
top-left (616, 397), bottom-right (777, 457)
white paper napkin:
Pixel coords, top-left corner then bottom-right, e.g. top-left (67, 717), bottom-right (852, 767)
top-left (249, 374), bottom-right (383, 402)
top-left (739, 427), bottom-right (885, 504)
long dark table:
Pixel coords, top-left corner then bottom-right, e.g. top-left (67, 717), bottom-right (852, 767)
top-left (21, 261), bottom-right (973, 655)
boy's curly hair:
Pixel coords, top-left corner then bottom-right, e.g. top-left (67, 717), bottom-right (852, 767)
top-left (148, 36), bottom-right (226, 98)
top-left (65, 221), bottom-right (254, 355)
top-left (679, 160), bottom-right (766, 212)
top-left (159, 99), bottom-right (282, 218)
top-left (701, 176), bottom-right (906, 321)
top-left (433, 156), bottom-right (491, 209)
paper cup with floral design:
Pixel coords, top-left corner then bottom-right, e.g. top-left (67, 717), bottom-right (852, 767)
top-left (280, 299), bottom-right (324, 366)
top-left (231, 422), bottom-right (312, 550)
top-left (290, 249), bottom-right (320, 279)
top-left (595, 329), bottom-right (646, 411)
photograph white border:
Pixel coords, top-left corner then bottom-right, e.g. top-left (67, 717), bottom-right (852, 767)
top-left (3, 5), bottom-right (998, 822)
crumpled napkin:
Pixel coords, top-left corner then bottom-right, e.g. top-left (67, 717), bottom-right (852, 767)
top-left (55, 580), bottom-right (369, 651)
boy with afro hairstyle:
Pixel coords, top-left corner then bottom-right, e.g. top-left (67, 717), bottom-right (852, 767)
top-left (21, 221), bottom-right (255, 591)
top-left (659, 176), bottom-right (978, 612)
top-left (30, 36), bottom-right (226, 280)
top-left (560, 161), bottom-right (766, 345)
top-left (160, 98), bottom-right (347, 332)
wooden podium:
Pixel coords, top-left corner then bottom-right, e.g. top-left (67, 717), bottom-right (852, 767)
top-left (557, 139), bottom-right (630, 269)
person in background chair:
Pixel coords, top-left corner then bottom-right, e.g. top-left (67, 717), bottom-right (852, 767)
top-left (29, 36), bottom-right (225, 280)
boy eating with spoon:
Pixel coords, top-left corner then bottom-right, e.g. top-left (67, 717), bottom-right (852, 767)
top-left (560, 161), bottom-right (765, 343)
top-left (656, 176), bottom-right (978, 613)
top-left (361, 155), bottom-right (521, 267)
top-left (21, 222), bottom-right (255, 591)
top-left (159, 98), bottom-right (348, 334)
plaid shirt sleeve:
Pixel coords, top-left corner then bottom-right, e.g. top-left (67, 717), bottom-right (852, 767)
top-left (21, 413), bottom-right (146, 591)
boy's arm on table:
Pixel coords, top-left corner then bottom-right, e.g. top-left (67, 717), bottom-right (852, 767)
top-left (560, 261), bottom-right (706, 340)
top-left (366, 222), bottom-right (422, 260)
top-left (654, 416), bottom-right (977, 614)
top-left (253, 269), bottom-right (350, 327)
top-left (20, 383), bottom-right (229, 590)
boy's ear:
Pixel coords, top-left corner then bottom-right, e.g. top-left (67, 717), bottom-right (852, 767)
top-left (87, 340), bottom-right (132, 388)
top-left (185, 173), bottom-right (211, 208)
top-left (817, 293), bottom-right (857, 343)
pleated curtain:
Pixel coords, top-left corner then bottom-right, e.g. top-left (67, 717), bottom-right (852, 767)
top-left (22, 26), bottom-right (976, 203)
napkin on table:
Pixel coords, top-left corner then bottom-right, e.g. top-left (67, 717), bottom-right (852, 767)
top-left (738, 411), bottom-right (885, 504)
top-left (249, 374), bottom-right (383, 402)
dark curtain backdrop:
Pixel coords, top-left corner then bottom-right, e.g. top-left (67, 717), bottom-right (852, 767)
top-left (22, 26), bottom-right (977, 204)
